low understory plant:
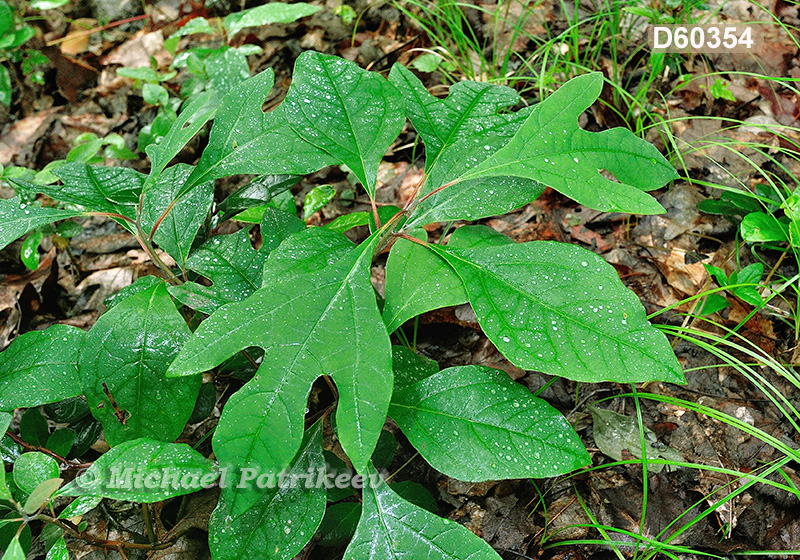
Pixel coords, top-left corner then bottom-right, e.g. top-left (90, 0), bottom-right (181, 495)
top-left (0, 50), bottom-right (684, 558)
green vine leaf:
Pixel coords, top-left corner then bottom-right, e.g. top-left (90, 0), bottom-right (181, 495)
top-left (390, 365), bottom-right (589, 481)
top-left (0, 196), bottom-right (85, 251)
top-left (456, 73), bottom-right (676, 214)
top-left (168, 229), bottom-right (392, 507)
top-left (0, 325), bottom-right (84, 411)
top-left (169, 228), bottom-right (268, 314)
top-left (140, 163), bottom-right (214, 268)
top-left (284, 51), bottom-right (405, 197)
top-left (427, 241), bottom-right (684, 383)
top-left (209, 422), bottom-right (326, 560)
top-left (58, 438), bottom-right (218, 502)
top-left (80, 281), bottom-right (200, 445)
top-left (182, 69), bottom-right (337, 197)
top-left (344, 463), bottom-right (501, 560)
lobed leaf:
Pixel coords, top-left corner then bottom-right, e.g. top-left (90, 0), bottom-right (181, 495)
top-left (427, 241), bottom-right (684, 384)
top-left (283, 52), bottom-right (405, 197)
top-left (209, 422), bottom-right (326, 560)
top-left (390, 365), bottom-right (589, 481)
top-left (80, 281), bottom-right (200, 445)
top-left (344, 463), bottom-right (501, 560)
top-left (183, 69), bottom-right (336, 197)
top-left (0, 324), bottom-right (84, 410)
top-left (58, 438), bottom-right (217, 502)
top-left (0, 196), bottom-right (84, 251)
top-left (458, 73), bottom-right (676, 214)
top-left (168, 229), bottom-right (392, 511)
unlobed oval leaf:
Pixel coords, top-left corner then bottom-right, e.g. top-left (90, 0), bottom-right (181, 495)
top-left (390, 365), bottom-right (589, 481)
top-left (58, 438), bottom-right (218, 502)
top-left (0, 325), bottom-right (84, 411)
top-left (427, 241), bottom-right (684, 384)
top-left (14, 452), bottom-right (59, 495)
top-left (80, 280), bottom-right (200, 445)
top-left (0, 196), bottom-right (84, 251)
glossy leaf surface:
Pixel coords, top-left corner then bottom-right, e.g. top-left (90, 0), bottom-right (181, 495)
top-left (0, 196), bottom-right (84, 251)
top-left (344, 464), bottom-right (500, 560)
top-left (0, 325), bottom-right (84, 410)
top-left (58, 438), bottom-right (217, 502)
top-left (428, 241), bottom-right (683, 383)
top-left (209, 423), bottom-right (325, 559)
top-left (460, 73), bottom-right (676, 214)
top-left (80, 281), bottom-right (200, 445)
top-left (168, 229), bottom-right (392, 503)
top-left (223, 2), bottom-right (320, 37)
top-left (390, 365), bottom-right (589, 481)
top-left (284, 52), bottom-right (405, 197)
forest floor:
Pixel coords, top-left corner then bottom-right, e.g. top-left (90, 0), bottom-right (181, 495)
top-left (1, 0), bottom-right (800, 558)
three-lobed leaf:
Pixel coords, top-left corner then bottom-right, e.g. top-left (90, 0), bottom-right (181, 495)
top-left (390, 365), bottom-right (590, 481)
top-left (168, 229), bottom-right (392, 513)
top-left (458, 73), bottom-right (676, 215)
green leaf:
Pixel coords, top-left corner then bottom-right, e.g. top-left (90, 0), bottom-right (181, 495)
top-left (703, 264), bottom-right (728, 287)
top-left (383, 230), bottom-right (466, 333)
top-left (14, 452), bottom-right (59, 494)
top-left (699, 293), bottom-right (729, 315)
top-left (223, 2), bottom-right (321, 37)
top-left (389, 64), bottom-right (544, 226)
top-left (0, 2), bottom-right (12, 36)
top-left (209, 422), bottom-right (326, 559)
top-left (117, 67), bottom-right (161, 82)
top-left (142, 83), bottom-right (169, 106)
top-left (10, 163), bottom-right (144, 217)
top-left (0, 64), bottom-right (10, 106)
top-left (459, 73), bottom-right (676, 215)
top-left (317, 502), bottom-right (360, 547)
top-left (183, 69), bottom-right (336, 196)
top-left (145, 90), bottom-right (219, 190)
top-left (325, 211), bottom-right (370, 233)
top-left (80, 281), bottom-right (200, 445)
top-left (390, 365), bottom-right (589, 481)
top-left (58, 495), bottom-right (102, 519)
top-left (140, 163), bottom-right (214, 267)
top-left (46, 429), bottom-right (77, 458)
top-left (303, 185), bottom-right (336, 219)
top-left (391, 346), bottom-right (439, 391)
top-left (20, 229), bottom-right (42, 270)
top-left (58, 438), bottom-right (218, 502)
top-left (45, 536), bottom-right (68, 560)
top-left (344, 463), bottom-right (501, 560)
top-left (66, 137), bottom-right (103, 163)
top-left (0, 412), bottom-right (12, 502)
top-left (390, 480), bottom-right (438, 513)
top-left (206, 48), bottom-right (251, 96)
top-left (427, 241), bottom-right (684, 383)
top-left (0, 196), bottom-right (84, 251)
top-left (30, 0), bottom-right (69, 9)
top-left (4, 535), bottom-right (25, 560)
top-left (169, 228), bottom-right (268, 314)
top-left (168, 229), bottom-right (392, 505)
top-left (169, 17), bottom-right (216, 39)
top-left (382, 226), bottom-right (511, 333)
top-left (283, 51), bottom-right (405, 197)
top-left (218, 175), bottom-right (300, 216)
top-left (259, 206), bottom-right (306, 254)
top-left (23, 478), bottom-right (62, 514)
top-left (741, 212), bottom-right (789, 243)
top-left (20, 407), bottom-right (49, 446)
